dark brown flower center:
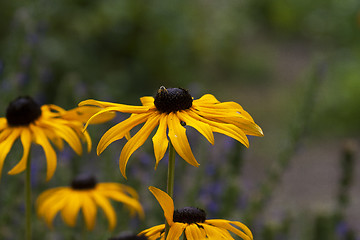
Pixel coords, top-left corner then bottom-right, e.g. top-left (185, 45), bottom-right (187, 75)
top-left (154, 86), bottom-right (193, 113)
top-left (71, 174), bottom-right (97, 190)
top-left (173, 207), bottom-right (206, 224)
top-left (6, 96), bottom-right (42, 126)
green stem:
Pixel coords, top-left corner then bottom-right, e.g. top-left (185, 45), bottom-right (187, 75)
top-left (25, 157), bottom-right (32, 240)
top-left (165, 142), bottom-right (176, 238)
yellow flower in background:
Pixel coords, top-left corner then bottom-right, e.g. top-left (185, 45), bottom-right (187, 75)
top-left (36, 175), bottom-right (144, 231)
top-left (80, 86), bottom-right (263, 178)
top-left (139, 187), bottom-right (253, 240)
top-left (0, 96), bottom-right (114, 181)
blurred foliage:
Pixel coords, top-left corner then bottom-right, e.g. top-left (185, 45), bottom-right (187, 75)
top-left (0, 0), bottom-right (360, 239)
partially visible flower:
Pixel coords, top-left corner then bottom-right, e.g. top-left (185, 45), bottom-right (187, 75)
top-left (0, 96), bottom-right (114, 181)
top-left (36, 175), bottom-right (144, 231)
top-left (139, 187), bottom-right (253, 240)
top-left (80, 86), bottom-right (263, 178)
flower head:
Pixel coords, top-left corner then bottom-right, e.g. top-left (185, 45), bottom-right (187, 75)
top-left (139, 187), bottom-right (253, 240)
top-left (0, 96), bottom-right (114, 181)
top-left (80, 87), bottom-right (263, 178)
top-left (36, 174), bottom-right (144, 231)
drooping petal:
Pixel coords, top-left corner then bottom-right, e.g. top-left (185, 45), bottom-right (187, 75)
top-left (81, 194), bottom-right (97, 230)
top-left (36, 188), bottom-right (63, 210)
top-left (201, 224), bottom-right (233, 239)
top-left (149, 186), bottom-right (174, 226)
top-left (40, 120), bottom-right (83, 155)
top-left (8, 127), bottom-right (32, 175)
top-left (0, 128), bottom-right (21, 179)
top-left (62, 106), bottom-right (116, 124)
top-left (138, 224), bottom-right (165, 239)
top-left (185, 224), bottom-right (206, 240)
top-left (188, 110), bottom-right (249, 147)
top-left (60, 191), bottom-right (82, 227)
top-left (31, 125), bottom-right (57, 181)
top-left (79, 100), bottom-right (151, 113)
top-left (206, 219), bottom-right (252, 240)
top-left (119, 113), bottom-right (160, 178)
top-left (100, 188), bottom-right (144, 218)
top-left (82, 107), bottom-right (118, 130)
top-left (177, 111), bottom-right (214, 145)
top-left (83, 130), bottom-right (92, 152)
top-left (97, 112), bottom-right (152, 155)
top-left (152, 114), bottom-right (169, 168)
top-left (98, 183), bottom-right (139, 199)
top-left (166, 222), bottom-right (186, 240)
top-left (193, 105), bottom-right (263, 137)
top-left (37, 188), bottom-right (69, 228)
top-left (91, 191), bottom-right (117, 230)
top-left (167, 112), bottom-right (199, 167)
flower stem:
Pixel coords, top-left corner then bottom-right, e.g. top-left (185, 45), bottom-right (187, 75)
top-left (165, 142), bottom-right (176, 238)
top-left (25, 157), bottom-right (32, 240)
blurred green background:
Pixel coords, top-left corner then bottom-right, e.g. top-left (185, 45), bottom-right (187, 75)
top-left (1, 0), bottom-right (360, 239)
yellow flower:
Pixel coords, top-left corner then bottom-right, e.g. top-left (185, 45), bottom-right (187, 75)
top-left (36, 174), bottom-right (144, 231)
top-left (139, 187), bottom-right (253, 240)
top-left (0, 96), bottom-right (114, 181)
top-left (80, 86), bottom-right (263, 178)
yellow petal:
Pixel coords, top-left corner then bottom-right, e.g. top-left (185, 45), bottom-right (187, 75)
top-left (8, 128), bottom-right (32, 175)
top-left (31, 125), bottom-right (57, 181)
top-left (188, 110), bottom-right (249, 148)
top-left (167, 113), bottom-right (199, 167)
top-left (206, 219), bottom-right (252, 240)
top-left (60, 191), bottom-right (82, 227)
top-left (97, 113), bottom-right (151, 155)
top-left (185, 224), bottom-right (206, 240)
top-left (193, 94), bottom-right (220, 104)
top-left (62, 106), bottom-right (116, 124)
top-left (98, 183), bottom-right (139, 199)
top-left (91, 191), bottom-right (116, 230)
top-left (101, 187), bottom-right (144, 218)
top-left (167, 222), bottom-right (186, 240)
top-left (193, 106), bottom-right (263, 137)
top-left (37, 188), bottom-right (69, 228)
top-left (36, 188), bottom-right (64, 213)
top-left (83, 130), bottom-right (92, 152)
top-left (177, 111), bottom-right (214, 145)
top-left (0, 128), bottom-right (21, 179)
top-left (79, 99), bottom-right (151, 113)
top-left (138, 224), bottom-right (165, 238)
top-left (81, 194), bottom-right (97, 230)
top-left (83, 107), bottom-right (120, 131)
top-left (0, 127), bottom-right (12, 142)
top-left (40, 120), bottom-right (83, 155)
top-left (152, 114), bottom-right (169, 168)
top-left (140, 96), bottom-right (155, 106)
top-left (201, 224), bottom-right (233, 239)
top-left (119, 114), bottom-right (160, 178)
top-left (149, 186), bottom-right (174, 226)
top-left (0, 118), bottom-right (8, 131)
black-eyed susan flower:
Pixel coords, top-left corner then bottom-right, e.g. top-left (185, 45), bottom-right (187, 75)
top-left (80, 86), bottom-right (263, 178)
top-left (36, 174), bottom-right (144, 231)
top-left (138, 187), bottom-right (253, 240)
top-left (0, 96), bottom-right (114, 181)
